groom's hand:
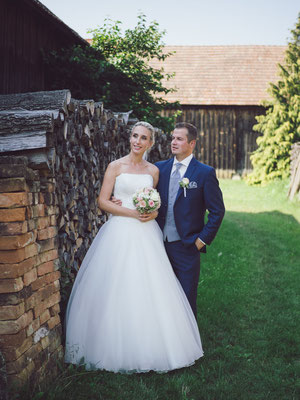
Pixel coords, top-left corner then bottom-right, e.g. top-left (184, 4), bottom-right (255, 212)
top-left (139, 210), bottom-right (158, 222)
top-left (195, 237), bottom-right (205, 251)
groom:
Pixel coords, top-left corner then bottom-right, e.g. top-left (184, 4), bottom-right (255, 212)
top-left (155, 122), bottom-right (225, 317)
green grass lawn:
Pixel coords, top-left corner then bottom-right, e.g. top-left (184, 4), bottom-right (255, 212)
top-left (19, 180), bottom-right (300, 400)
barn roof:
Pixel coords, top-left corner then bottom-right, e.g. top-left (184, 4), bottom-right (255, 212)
top-left (23, 0), bottom-right (88, 47)
top-left (150, 45), bottom-right (287, 106)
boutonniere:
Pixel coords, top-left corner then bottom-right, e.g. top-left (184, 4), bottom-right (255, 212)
top-left (179, 178), bottom-right (189, 197)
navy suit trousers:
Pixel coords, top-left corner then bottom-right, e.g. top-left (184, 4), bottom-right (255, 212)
top-left (164, 240), bottom-right (200, 318)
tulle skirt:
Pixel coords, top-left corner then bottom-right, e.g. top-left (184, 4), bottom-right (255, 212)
top-left (65, 216), bottom-right (203, 372)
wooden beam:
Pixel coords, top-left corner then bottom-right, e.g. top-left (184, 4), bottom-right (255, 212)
top-left (0, 131), bottom-right (47, 152)
top-left (0, 90), bottom-right (71, 113)
top-left (0, 110), bottom-right (54, 135)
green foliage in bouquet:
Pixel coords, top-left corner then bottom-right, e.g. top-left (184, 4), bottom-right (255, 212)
top-left (247, 13), bottom-right (300, 185)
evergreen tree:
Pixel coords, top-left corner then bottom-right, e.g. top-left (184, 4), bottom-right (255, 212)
top-left (247, 13), bottom-right (300, 185)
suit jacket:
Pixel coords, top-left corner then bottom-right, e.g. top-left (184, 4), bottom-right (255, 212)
top-left (155, 157), bottom-right (225, 253)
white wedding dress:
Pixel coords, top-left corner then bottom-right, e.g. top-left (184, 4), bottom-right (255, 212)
top-left (65, 173), bottom-right (203, 373)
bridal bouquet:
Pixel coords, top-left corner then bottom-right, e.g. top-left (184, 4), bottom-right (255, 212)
top-left (133, 187), bottom-right (161, 214)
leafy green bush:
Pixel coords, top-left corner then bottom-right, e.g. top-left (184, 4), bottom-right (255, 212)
top-left (43, 44), bottom-right (137, 110)
top-left (43, 14), bottom-right (180, 132)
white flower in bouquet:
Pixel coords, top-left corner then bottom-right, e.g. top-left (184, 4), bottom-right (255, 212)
top-left (133, 187), bottom-right (161, 214)
top-left (150, 191), bottom-right (160, 201)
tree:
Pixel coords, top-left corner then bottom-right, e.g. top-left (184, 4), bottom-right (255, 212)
top-left (44, 44), bottom-right (135, 106)
top-left (44, 14), bottom-right (180, 132)
top-left (247, 13), bottom-right (300, 185)
top-left (88, 13), bottom-right (180, 131)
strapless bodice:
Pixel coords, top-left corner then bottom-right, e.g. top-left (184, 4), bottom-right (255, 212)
top-left (114, 173), bottom-right (154, 209)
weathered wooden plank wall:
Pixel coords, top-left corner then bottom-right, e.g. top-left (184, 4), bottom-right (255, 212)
top-left (0, 0), bottom-right (86, 95)
top-left (161, 106), bottom-right (264, 177)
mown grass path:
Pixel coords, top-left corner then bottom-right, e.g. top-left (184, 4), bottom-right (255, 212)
top-left (23, 180), bottom-right (300, 400)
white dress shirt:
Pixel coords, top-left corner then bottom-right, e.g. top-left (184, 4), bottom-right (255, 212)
top-left (171, 154), bottom-right (206, 246)
top-left (171, 154), bottom-right (194, 178)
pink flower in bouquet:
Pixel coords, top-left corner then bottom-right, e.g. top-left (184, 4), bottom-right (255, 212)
top-left (133, 187), bottom-right (161, 214)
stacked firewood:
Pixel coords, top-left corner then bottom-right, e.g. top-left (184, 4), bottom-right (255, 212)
top-left (0, 90), bottom-right (172, 276)
top-left (0, 89), bottom-right (173, 389)
top-left (0, 91), bottom-right (134, 274)
top-left (52, 97), bottom-right (171, 273)
top-left (0, 156), bottom-right (62, 388)
top-left (54, 98), bottom-right (133, 272)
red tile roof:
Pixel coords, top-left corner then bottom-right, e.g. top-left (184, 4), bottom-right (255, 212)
top-left (150, 45), bottom-right (287, 106)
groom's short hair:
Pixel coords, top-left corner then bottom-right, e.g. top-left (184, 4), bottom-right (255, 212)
top-left (175, 122), bottom-right (197, 142)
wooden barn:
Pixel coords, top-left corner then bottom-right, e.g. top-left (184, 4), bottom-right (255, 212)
top-left (0, 0), bottom-right (88, 95)
top-left (151, 46), bottom-right (286, 176)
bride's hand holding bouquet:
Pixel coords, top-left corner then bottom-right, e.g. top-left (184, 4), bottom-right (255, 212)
top-left (133, 187), bottom-right (161, 222)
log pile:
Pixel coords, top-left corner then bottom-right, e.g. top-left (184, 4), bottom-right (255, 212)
top-left (0, 90), bottom-right (171, 286)
top-left (0, 90), bottom-right (68, 171)
top-left (0, 349), bottom-right (7, 400)
top-left (0, 89), bottom-right (172, 390)
top-left (0, 90), bottom-right (71, 113)
top-left (54, 98), bottom-right (131, 274)
top-left (0, 156), bottom-right (62, 388)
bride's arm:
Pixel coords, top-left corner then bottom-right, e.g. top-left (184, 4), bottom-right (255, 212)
top-left (152, 167), bottom-right (159, 188)
top-left (97, 164), bottom-right (140, 219)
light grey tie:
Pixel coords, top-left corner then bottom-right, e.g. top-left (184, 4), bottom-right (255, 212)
top-left (169, 162), bottom-right (182, 202)
top-left (163, 162), bottom-right (182, 241)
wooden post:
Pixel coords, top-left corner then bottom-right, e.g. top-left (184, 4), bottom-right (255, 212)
top-left (288, 143), bottom-right (300, 200)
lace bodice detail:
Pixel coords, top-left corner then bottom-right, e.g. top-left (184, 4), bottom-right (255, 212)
top-left (114, 173), bottom-right (154, 210)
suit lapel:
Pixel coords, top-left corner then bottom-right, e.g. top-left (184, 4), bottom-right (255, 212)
top-left (161, 158), bottom-right (174, 202)
top-left (175, 157), bottom-right (197, 203)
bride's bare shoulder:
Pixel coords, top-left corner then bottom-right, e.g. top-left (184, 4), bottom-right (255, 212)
top-left (107, 157), bottom-right (128, 175)
top-left (145, 163), bottom-right (159, 186)
top-left (145, 162), bottom-right (159, 176)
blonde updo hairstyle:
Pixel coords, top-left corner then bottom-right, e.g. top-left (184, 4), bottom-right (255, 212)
top-left (131, 121), bottom-right (155, 145)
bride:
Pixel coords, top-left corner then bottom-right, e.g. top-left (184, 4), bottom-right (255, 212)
top-left (64, 121), bottom-right (203, 372)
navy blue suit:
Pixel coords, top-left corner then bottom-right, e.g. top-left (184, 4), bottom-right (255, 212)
top-left (155, 157), bottom-right (225, 316)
